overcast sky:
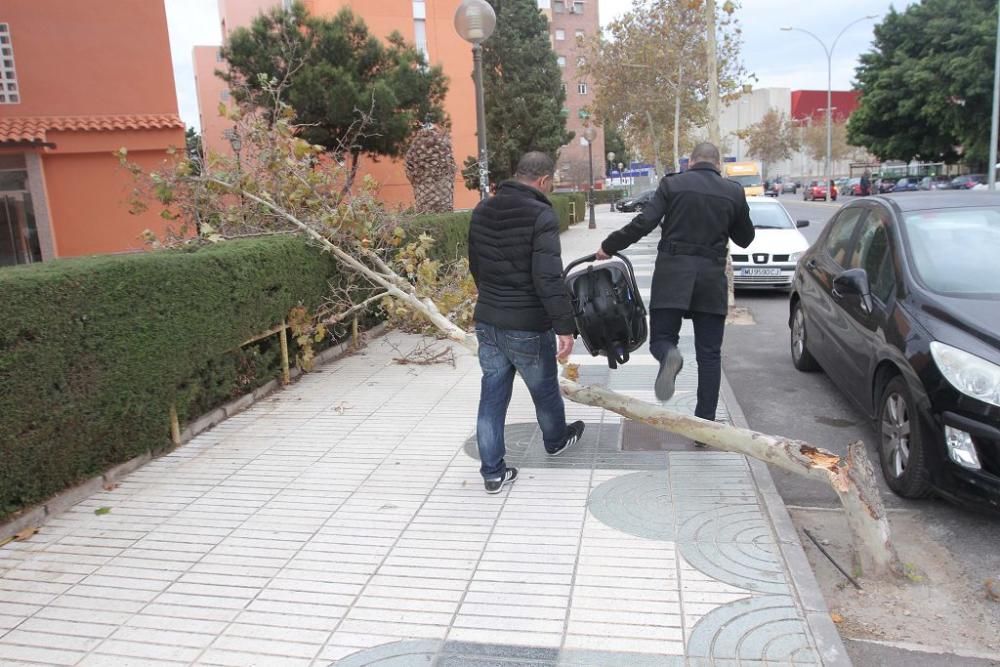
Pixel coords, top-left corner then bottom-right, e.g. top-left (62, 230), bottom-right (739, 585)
top-left (165, 0), bottom-right (915, 132)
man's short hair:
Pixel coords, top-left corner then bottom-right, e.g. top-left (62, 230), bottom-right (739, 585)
top-left (690, 142), bottom-right (721, 166)
top-left (515, 152), bottom-right (556, 181)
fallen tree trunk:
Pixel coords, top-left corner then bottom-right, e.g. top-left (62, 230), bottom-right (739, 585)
top-left (220, 181), bottom-right (901, 578)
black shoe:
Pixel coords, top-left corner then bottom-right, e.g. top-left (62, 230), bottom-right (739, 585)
top-left (654, 347), bottom-right (684, 402)
top-left (694, 441), bottom-right (708, 448)
top-left (547, 421), bottom-right (586, 456)
top-left (485, 467), bottom-right (518, 494)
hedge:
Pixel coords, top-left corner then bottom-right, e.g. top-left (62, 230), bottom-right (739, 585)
top-left (0, 236), bottom-right (340, 520)
top-left (592, 188), bottom-right (626, 205)
top-left (0, 194), bottom-right (582, 522)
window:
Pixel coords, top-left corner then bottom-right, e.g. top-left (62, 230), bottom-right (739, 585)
top-left (554, 0), bottom-right (565, 12)
top-left (555, 29), bottom-right (565, 40)
top-left (577, 82), bottom-right (588, 95)
top-left (215, 49), bottom-right (223, 63)
top-left (220, 89), bottom-right (230, 102)
top-left (537, 0), bottom-right (552, 8)
top-left (557, 56), bottom-right (566, 68)
top-left (850, 208), bottom-right (895, 302)
top-left (823, 207), bottom-right (865, 267)
top-left (576, 29), bottom-right (585, 39)
top-left (0, 24), bottom-right (19, 104)
top-left (413, 2), bottom-right (428, 59)
top-left (572, 0), bottom-right (585, 13)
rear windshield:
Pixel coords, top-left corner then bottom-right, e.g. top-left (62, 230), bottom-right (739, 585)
top-left (731, 175), bottom-right (762, 187)
top-left (903, 207), bottom-right (1000, 296)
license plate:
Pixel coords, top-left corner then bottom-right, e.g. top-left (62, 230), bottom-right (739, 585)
top-left (740, 268), bottom-right (782, 276)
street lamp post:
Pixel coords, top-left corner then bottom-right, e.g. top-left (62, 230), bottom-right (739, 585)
top-left (224, 128), bottom-right (246, 224)
top-left (781, 16), bottom-right (876, 196)
top-left (607, 151), bottom-right (616, 211)
top-left (989, 0), bottom-right (1000, 190)
top-left (454, 0), bottom-right (497, 201)
top-left (583, 126), bottom-right (597, 229)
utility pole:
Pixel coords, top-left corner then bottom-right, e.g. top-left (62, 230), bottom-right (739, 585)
top-left (705, 0), bottom-right (720, 145)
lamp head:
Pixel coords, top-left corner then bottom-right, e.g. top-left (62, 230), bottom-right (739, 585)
top-left (454, 0), bottom-right (496, 45)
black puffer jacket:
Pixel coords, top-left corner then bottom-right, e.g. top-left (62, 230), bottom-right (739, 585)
top-left (468, 180), bottom-right (575, 335)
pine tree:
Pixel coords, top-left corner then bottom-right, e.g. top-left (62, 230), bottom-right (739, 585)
top-left (462, 0), bottom-right (572, 190)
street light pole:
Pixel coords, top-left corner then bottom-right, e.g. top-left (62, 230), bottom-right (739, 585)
top-left (584, 126), bottom-right (597, 229)
top-left (989, 0), bottom-right (1000, 190)
top-left (454, 0), bottom-right (497, 201)
top-left (782, 16), bottom-right (876, 196)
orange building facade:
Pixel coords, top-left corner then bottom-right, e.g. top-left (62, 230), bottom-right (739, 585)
top-left (196, 0), bottom-right (481, 210)
top-left (0, 1), bottom-right (185, 265)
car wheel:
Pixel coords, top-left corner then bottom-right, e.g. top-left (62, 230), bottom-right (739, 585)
top-left (877, 376), bottom-right (934, 499)
top-left (790, 301), bottom-right (820, 372)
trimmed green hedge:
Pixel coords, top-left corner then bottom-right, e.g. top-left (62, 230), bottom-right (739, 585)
top-left (592, 189), bottom-right (625, 205)
top-left (0, 237), bottom-right (339, 519)
top-left (550, 192), bottom-right (586, 231)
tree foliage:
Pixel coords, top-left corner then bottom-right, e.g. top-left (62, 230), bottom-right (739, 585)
top-left (462, 0), bottom-right (572, 190)
top-left (848, 0), bottom-right (997, 165)
top-left (744, 109), bottom-right (800, 175)
top-left (801, 119), bottom-right (854, 164)
top-left (603, 125), bottom-right (632, 175)
top-left (580, 0), bottom-right (747, 166)
top-left (221, 2), bottom-right (449, 188)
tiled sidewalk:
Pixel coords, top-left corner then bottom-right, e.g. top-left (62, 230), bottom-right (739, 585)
top-left (0, 208), bottom-right (847, 666)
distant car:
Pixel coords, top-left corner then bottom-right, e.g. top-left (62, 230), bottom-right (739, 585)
top-left (731, 197), bottom-right (810, 291)
top-left (843, 178), bottom-right (863, 196)
top-left (616, 189), bottom-right (655, 212)
top-left (789, 192), bottom-right (1000, 509)
top-left (803, 180), bottom-right (836, 201)
top-left (781, 179), bottom-right (799, 194)
top-left (764, 181), bottom-right (780, 197)
top-left (918, 176), bottom-right (952, 191)
top-left (950, 174), bottom-right (985, 190)
top-left (877, 178), bottom-right (897, 194)
top-left (893, 177), bottom-right (920, 192)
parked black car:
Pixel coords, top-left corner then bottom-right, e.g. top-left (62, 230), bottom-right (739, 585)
top-left (615, 189), bottom-right (656, 212)
top-left (789, 193), bottom-right (1000, 509)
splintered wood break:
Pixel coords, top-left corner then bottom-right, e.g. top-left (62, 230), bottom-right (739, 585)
top-left (800, 445), bottom-right (842, 471)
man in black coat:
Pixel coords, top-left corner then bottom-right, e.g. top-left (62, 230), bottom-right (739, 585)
top-left (468, 152), bottom-right (585, 494)
top-left (596, 143), bottom-right (755, 429)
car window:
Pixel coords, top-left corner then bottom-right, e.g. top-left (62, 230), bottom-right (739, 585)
top-left (748, 202), bottom-right (794, 229)
top-left (823, 207), bottom-right (866, 267)
top-left (903, 207), bottom-right (1000, 295)
top-left (850, 207), bottom-right (895, 302)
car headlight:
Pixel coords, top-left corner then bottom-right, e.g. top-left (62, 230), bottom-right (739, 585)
top-left (788, 251), bottom-right (804, 263)
top-left (930, 341), bottom-right (1000, 408)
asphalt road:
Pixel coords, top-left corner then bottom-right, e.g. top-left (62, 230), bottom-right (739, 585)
top-left (721, 193), bottom-right (1000, 664)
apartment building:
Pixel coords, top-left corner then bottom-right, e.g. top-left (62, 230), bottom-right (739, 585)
top-left (0, 1), bottom-right (185, 264)
top-left (538, 0), bottom-right (605, 189)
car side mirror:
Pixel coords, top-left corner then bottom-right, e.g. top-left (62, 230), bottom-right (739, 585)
top-left (833, 268), bottom-right (873, 313)
top-left (796, 220), bottom-right (810, 228)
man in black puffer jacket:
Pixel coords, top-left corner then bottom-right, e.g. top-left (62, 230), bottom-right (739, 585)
top-left (468, 152), bottom-right (585, 494)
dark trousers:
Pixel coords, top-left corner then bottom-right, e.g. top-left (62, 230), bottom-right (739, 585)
top-left (649, 308), bottom-right (726, 421)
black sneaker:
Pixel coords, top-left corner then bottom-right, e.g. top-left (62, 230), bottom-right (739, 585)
top-left (547, 421), bottom-right (586, 456)
top-left (484, 467), bottom-right (518, 494)
top-left (654, 347), bottom-right (684, 402)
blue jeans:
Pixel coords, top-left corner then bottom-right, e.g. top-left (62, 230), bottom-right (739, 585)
top-left (649, 308), bottom-right (726, 422)
top-left (475, 322), bottom-right (568, 480)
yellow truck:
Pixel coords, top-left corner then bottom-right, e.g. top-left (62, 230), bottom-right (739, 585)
top-left (724, 161), bottom-right (764, 197)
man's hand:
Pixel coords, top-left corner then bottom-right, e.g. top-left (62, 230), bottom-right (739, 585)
top-left (557, 334), bottom-right (575, 361)
top-left (595, 247), bottom-right (611, 260)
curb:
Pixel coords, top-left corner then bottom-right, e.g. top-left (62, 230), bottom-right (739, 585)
top-left (0, 324), bottom-right (388, 544)
top-left (719, 373), bottom-right (852, 667)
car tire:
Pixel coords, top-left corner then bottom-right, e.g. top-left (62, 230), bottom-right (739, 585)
top-left (790, 301), bottom-right (821, 372)
top-left (877, 376), bottom-right (934, 499)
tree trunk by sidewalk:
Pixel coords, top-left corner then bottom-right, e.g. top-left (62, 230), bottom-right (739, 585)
top-left (217, 180), bottom-right (902, 578)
